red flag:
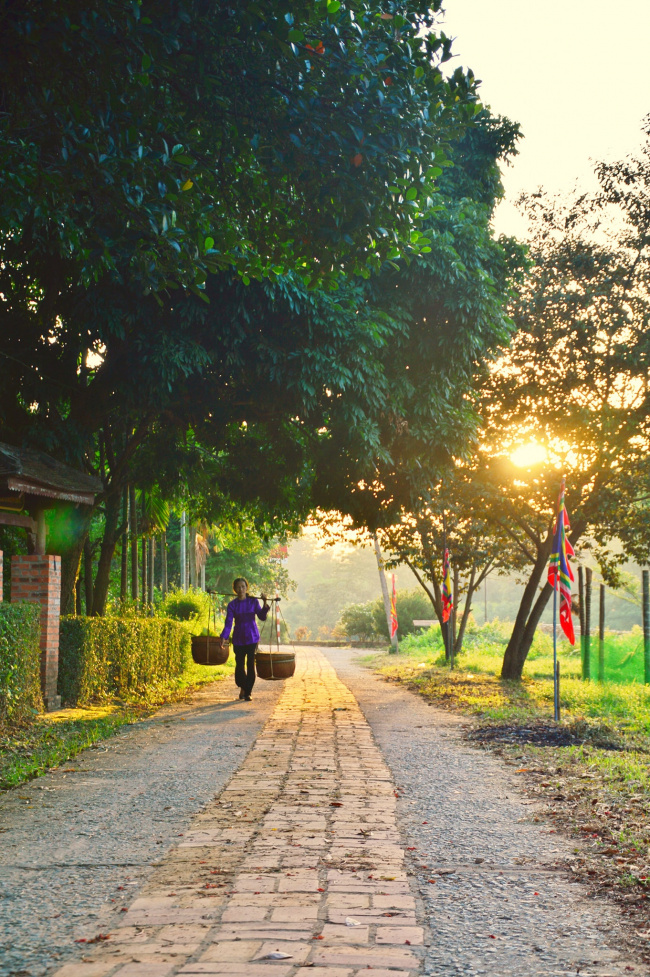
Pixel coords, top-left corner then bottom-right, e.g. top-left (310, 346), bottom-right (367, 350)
top-left (390, 574), bottom-right (398, 639)
top-left (548, 480), bottom-right (575, 645)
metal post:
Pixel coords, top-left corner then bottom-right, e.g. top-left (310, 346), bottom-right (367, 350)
top-left (555, 661), bottom-right (561, 721)
top-left (643, 570), bottom-right (650, 685)
top-left (598, 583), bottom-right (605, 683)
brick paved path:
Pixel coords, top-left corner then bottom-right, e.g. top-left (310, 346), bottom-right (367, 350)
top-left (54, 650), bottom-right (424, 977)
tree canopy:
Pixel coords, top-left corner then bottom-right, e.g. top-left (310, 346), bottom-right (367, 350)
top-left (1, 1), bottom-right (523, 619)
top-left (1, 0), bottom-right (478, 293)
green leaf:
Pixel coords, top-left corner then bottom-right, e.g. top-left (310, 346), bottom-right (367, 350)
top-left (142, 53), bottom-right (152, 71)
top-left (288, 29), bottom-right (304, 42)
top-left (405, 188), bottom-right (418, 201)
top-left (327, 0), bottom-right (341, 12)
top-left (204, 236), bottom-right (214, 250)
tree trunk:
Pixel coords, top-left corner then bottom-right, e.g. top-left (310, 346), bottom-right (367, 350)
top-left (84, 536), bottom-right (94, 613)
top-left (161, 531), bottom-right (168, 595)
top-left (120, 486), bottom-right (129, 601)
top-left (55, 506), bottom-right (93, 616)
top-left (130, 485), bottom-right (138, 601)
top-left (148, 536), bottom-right (154, 609)
top-left (500, 543), bottom-right (551, 680)
top-left (91, 490), bottom-right (122, 616)
top-left (180, 510), bottom-right (187, 591)
top-left (141, 493), bottom-right (147, 607)
top-left (189, 524), bottom-right (197, 589)
top-left (373, 534), bottom-right (396, 651)
top-left (141, 536), bottom-right (147, 608)
top-left (454, 565), bottom-right (477, 657)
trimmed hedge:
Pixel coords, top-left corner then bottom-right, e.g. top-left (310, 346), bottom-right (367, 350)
top-left (0, 602), bottom-right (43, 721)
top-left (59, 616), bottom-right (191, 706)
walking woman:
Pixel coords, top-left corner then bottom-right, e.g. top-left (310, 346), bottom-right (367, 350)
top-left (220, 578), bottom-right (270, 701)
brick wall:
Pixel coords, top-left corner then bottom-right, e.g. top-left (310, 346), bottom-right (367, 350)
top-left (11, 554), bottom-right (62, 711)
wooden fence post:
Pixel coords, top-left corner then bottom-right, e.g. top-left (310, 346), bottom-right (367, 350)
top-left (578, 566), bottom-right (586, 679)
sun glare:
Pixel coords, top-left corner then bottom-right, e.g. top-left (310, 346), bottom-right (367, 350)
top-left (510, 441), bottom-right (548, 468)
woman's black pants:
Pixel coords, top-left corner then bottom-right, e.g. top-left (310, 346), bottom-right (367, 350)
top-left (234, 643), bottom-right (257, 697)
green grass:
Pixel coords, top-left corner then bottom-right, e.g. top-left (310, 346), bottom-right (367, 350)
top-left (389, 620), bottom-right (650, 734)
top-left (0, 656), bottom-right (235, 791)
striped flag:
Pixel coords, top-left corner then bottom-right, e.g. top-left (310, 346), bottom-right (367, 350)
top-left (548, 480), bottom-right (575, 645)
top-left (390, 574), bottom-right (398, 639)
top-left (441, 548), bottom-right (453, 623)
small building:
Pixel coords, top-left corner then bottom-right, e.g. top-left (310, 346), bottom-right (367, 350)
top-left (0, 442), bottom-right (102, 710)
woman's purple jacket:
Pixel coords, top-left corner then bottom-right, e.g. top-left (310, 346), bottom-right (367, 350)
top-left (220, 596), bottom-right (270, 646)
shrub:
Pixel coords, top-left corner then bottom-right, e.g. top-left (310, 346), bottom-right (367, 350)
top-left (59, 616), bottom-right (190, 706)
top-left (294, 626), bottom-right (311, 640)
top-left (338, 589), bottom-right (435, 640)
top-left (0, 602), bottom-right (43, 721)
top-left (157, 587), bottom-right (214, 635)
top-left (338, 601), bottom-right (378, 641)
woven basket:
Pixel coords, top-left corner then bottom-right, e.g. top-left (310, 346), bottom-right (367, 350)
top-left (191, 635), bottom-right (229, 666)
top-left (255, 649), bottom-right (296, 681)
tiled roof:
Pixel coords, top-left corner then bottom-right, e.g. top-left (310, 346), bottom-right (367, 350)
top-left (0, 441), bottom-right (102, 500)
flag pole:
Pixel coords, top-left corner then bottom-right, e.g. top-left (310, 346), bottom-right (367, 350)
top-left (552, 567), bottom-right (559, 721)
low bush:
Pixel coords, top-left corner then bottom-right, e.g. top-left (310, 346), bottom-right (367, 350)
top-left (0, 602), bottom-right (43, 721)
top-left (59, 616), bottom-right (190, 706)
top-left (157, 587), bottom-right (215, 635)
top-left (337, 588), bottom-right (435, 641)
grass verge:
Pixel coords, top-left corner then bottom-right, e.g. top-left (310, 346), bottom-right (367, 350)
top-left (0, 657), bottom-right (234, 791)
top-left (367, 621), bottom-right (650, 955)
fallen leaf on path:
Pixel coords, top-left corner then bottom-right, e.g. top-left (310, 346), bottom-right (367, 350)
top-left (345, 918), bottom-right (361, 926)
top-left (260, 952), bottom-right (293, 959)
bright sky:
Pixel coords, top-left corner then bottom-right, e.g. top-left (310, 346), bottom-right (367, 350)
top-left (440, 0), bottom-right (650, 236)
